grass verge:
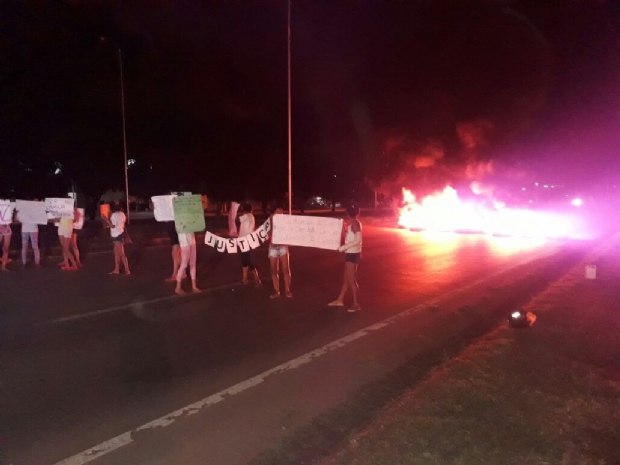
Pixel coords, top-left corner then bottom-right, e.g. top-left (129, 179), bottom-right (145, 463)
top-left (319, 239), bottom-right (620, 465)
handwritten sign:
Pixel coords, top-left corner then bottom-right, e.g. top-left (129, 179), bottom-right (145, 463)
top-left (0, 200), bottom-right (14, 225)
top-left (74, 208), bottom-right (85, 230)
top-left (151, 195), bottom-right (176, 222)
top-left (173, 195), bottom-right (205, 233)
top-left (45, 198), bottom-right (74, 219)
top-left (16, 200), bottom-right (48, 225)
top-left (272, 214), bottom-right (343, 250)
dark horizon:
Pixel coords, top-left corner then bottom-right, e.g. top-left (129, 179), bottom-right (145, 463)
top-left (2, 0), bottom-right (619, 203)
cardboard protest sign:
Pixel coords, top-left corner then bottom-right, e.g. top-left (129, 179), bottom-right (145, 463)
top-left (0, 200), bottom-right (14, 225)
top-left (151, 195), bottom-right (176, 222)
top-left (173, 195), bottom-right (205, 233)
top-left (16, 200), bottom-right (48, 225)
top-left (204, 218), bottom-right (271, 253)
top-left (225, 237), bottom-right (238, 253)
top-left (73, 208), bottom-right (85, 230)
top-left (45, 198), bottom-right (74, 219)
top-left (272, 214), bottom-right (343, 250)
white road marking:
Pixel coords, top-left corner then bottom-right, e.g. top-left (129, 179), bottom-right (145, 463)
top-left (52, 246), bottom-right (558, 465)
top-left (46, 280), bottom-right (265, 325)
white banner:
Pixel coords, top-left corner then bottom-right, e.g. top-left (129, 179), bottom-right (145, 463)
top-left (0, 200), bottom-right (14, 225)
top-left (16, 200), bottom-right (48, 225)
top-left (272, 214), bottom-right (343, 250)
top-left (204, 218), bottom-right (271, 253)
top-left (152, 195), bottom-right (176, 222)
top-left (45, 198), bottom-right (75, 219)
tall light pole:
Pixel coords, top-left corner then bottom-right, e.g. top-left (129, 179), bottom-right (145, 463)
top-left (100, 36), bottom-right (130, 223)
top-left (287, 0), bottom-right (292, 215)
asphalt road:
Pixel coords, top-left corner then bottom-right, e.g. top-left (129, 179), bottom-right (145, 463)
top-left (1, 225), bottom-right (594, 465)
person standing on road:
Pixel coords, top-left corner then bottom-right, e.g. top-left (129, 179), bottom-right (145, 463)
top-left (268, 207), bottom-right (292, 298)
top-left (175, 231), bottom-right (201, 294)
top-left (328, 203), bottom-right (362, 312)
top-left (238, 202), bottom-right (262, 286)
top-left (165, 220), bottom-right (181, 282)
top-left (57, 215), bottom-right (78, 271)
top-left (105, 202), bottom-right (130, 275)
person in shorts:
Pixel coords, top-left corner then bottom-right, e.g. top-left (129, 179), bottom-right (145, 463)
top-left (237, 203), bottom-right (261, 287)
top-left (104, 202), bottom-right (130, 275)
top-left (268, 207), bottom-right (292, 298)
top-left (57, 216), bottom-right (78, 271)
top-left (328, 203), bottom-right (362, 312)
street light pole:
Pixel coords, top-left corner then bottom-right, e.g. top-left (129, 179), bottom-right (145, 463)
top-left (100, 36), bottom-right (130, 223)
top-left (287, 0), bottom-right (292, 215)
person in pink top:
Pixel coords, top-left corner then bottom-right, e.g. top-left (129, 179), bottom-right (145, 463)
top-left (237, 203), bottom-right (262, 287)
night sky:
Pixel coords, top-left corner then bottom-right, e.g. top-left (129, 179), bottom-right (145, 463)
top-left (2, 0), bottom-right (619, 203)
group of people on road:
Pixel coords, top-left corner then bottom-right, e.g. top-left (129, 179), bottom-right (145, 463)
top-left (2, 199), bottom-right (363, 312)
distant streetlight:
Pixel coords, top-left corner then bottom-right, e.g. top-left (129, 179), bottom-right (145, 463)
top-left (99, 36), bottom-right (130, 223)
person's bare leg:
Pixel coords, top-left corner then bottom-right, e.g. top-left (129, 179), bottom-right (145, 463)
top-left (1, 235), bottom-right (10, 270)
top-left (175, 245), bottom-right (190, 294)
top-left (119, 244), bottom-right (130, 275)
top-left (252, 268), bottom-right (262, 286)
top-left (110, 242), bottom-right (120, 274)
top-left (346, 263), bottom-right (360, 311)
top-left (61, 237), bottom-right (77, 270)
top-left (189, 245), bottom-right (200, 292)
top-left (328, 267), bottom-right (348, 306)
top-left (281, 254), bottom-right (292, 297)
top-left (71, 234), bottom-right (82, 267)
top-left (270, 257), bottom-right (280, 297)
top-left (166, 245), bottom-right (181, 281)
top-left (242, 266), bottom-right (249, 283)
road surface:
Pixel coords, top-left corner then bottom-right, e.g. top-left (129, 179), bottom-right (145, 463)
top-left (1, 225), bottom-right (593, 465)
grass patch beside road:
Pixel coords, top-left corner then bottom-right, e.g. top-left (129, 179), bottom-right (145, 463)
top-left (321, 241), bottom-right (620, 465)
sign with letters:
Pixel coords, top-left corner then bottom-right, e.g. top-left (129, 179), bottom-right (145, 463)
top-left (204, 218), bottom-right (271, 253)
top-left (45, 198), bottom-right (74, 219)
top-left (15, 200), bottom-right (48, 225)
top-left (173, 195), bottom-right (205, 233)
top-left (272, 214), bottom-right (343, 250)
top-left (0, 199), bottom-right (14, 225)
top-left (151, 195), bottom-right (176, 222)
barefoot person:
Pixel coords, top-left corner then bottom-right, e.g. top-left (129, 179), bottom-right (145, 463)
top-left (105, 202), bottom-right (130, 275)
top-left (238, 202), bottom-right (261, 286)
top-left (328, 203), bottom-right (362, 312)
top-left (57, 216), bottom-right (78, 271)
top-left (268, 207), bottom-right (292, 298)
top-left (175, 231), bottom-right (201, 294)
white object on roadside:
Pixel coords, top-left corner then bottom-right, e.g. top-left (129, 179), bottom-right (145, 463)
top-left (585, 265), bottom-right (597, 279)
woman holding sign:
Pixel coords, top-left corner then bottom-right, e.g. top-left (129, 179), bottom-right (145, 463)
top-left (175, 232), bottom-right (201, 294)
top-left (238, 203), bottom-right (262, 287)
top-left (328, 203), bottom-right (362, 312)
top-left (268, 207), bottom-right (292, 298)
top-left (105, 202), bottom-right (131, 275)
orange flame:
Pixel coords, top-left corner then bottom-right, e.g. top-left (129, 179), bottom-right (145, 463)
top-left (398, 186), bottom-right (572, 238)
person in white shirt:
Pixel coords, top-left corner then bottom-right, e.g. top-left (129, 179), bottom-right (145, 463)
top-left (104, 202), bottom-right (130, 275)
top-left (175, 231), bottom-right (201, 294)
top-left (57, 216), bottom-right (78, 271)
top-left (237, 203), bottom-right (261, 286)
top-left (328, 203), bottom-right (362, 312)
